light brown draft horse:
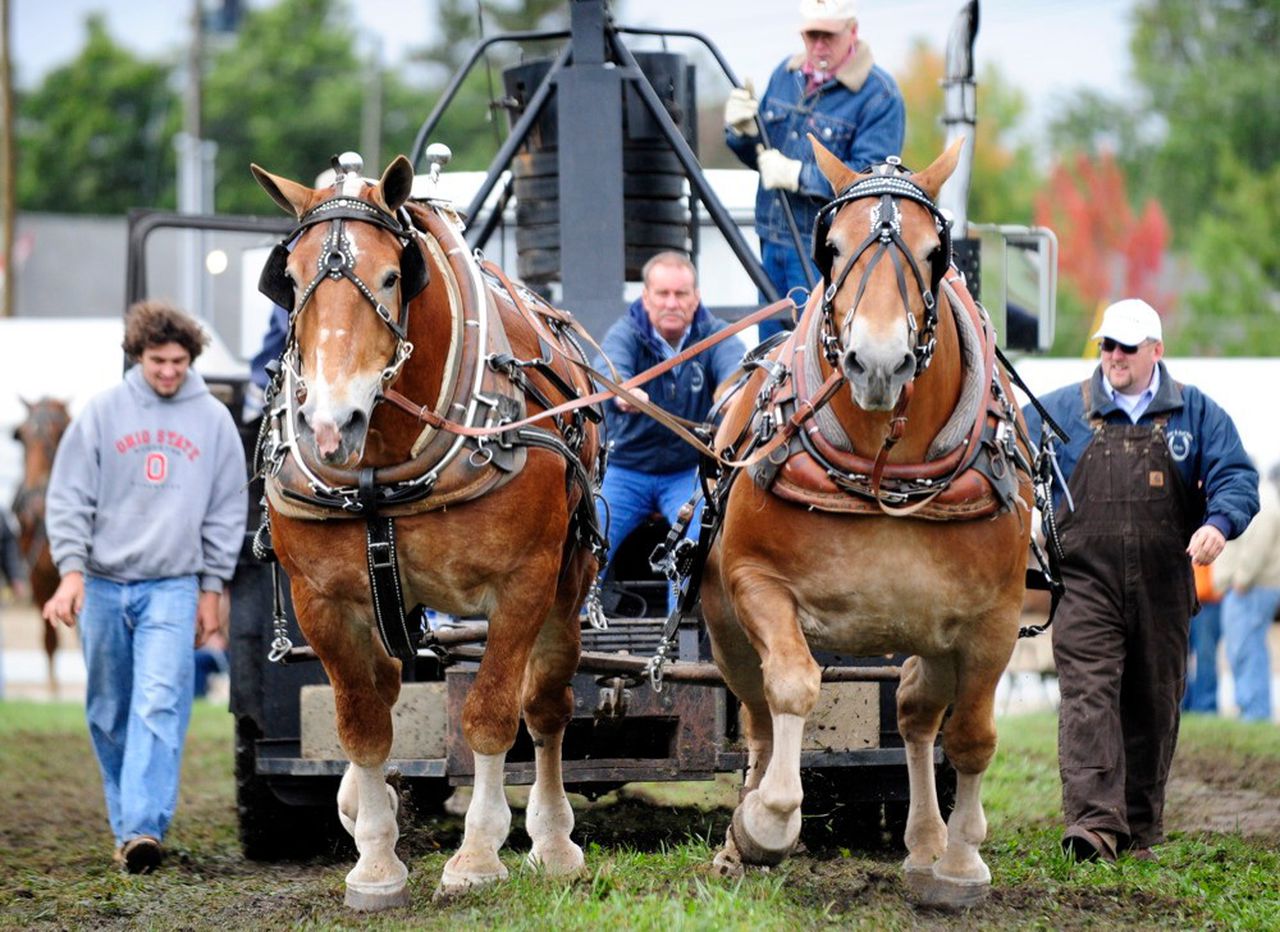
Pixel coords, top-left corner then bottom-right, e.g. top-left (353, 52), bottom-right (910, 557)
top-left (12, 397), bottom-right (71, 696)
top-left (701, 139), bottom-right (1032, 908)
top-left (251, 156), bottom-right (601, 909)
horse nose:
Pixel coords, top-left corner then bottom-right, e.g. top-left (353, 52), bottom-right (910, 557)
top-left (842, 346), bottom-right (916, 410)
top-left (297, 405), bottom-right (367, 463)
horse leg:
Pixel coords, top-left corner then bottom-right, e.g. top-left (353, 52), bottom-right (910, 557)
top-left (301, 595), bottom-right (408, 911)
top-left (521, 556), bottom-right (590, 876)
top-left (701, 570), bottom-right (775, 875)
top-left (901, 653), bottom-right (1000, 909)
top-left (721, 580), bottom-right (819, 868)
top-left (439, 585), bottom-right (554, 895)
top-left (896, 655), bottom-right (953, 878)
top-left (930, 662), bottom-right (1003, 895)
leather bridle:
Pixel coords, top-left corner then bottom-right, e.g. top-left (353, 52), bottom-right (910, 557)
top-left (811, 158), bottom-right (953, 377)
top-left (258, 193), bottom-right (429, 398)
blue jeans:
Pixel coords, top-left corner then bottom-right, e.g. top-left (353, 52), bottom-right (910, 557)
top-left (599, 464), bottom-right (702, 613)
top-left (80, 575), bottom-right (199, 845)
top-left (1183, 601), bottom-right (1222, 713)
top-left (757, 240), bottom-right (820, 341)
top-left (1221, 586), bottom-right (1280, 722)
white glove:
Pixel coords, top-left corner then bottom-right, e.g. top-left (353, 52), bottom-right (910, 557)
top-left (756, 147), bottom-right (802, 192)
top-left (724, 81), bottom-right (759, 137)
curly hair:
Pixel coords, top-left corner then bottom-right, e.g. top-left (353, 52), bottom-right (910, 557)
top-left (121, 300), bottom-right (209, 363)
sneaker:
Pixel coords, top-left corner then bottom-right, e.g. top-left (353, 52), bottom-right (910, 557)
top-left (121, 835), bottom-right (163, 874)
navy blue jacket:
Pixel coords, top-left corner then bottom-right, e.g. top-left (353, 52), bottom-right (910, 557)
top-left (726, 44), bottom-right (904, 248)
top-left (1022, 363), bottom-right (1259, 541)
top-left (596, 300), bottom-right (747, 474)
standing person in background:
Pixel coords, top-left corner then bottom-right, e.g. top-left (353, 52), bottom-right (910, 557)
top-left (595, 252), bottom-right (746, 607)
top-left (0, 506), bottom-right (28, 602)
top-left (1214, 461), bottom-right (1280, 722)
top-left (1182, 562), bottom-right (1224, 714)
top-left (42, 301), bottom-right (247, 874)
top-left (724, 0), bottom-right (904, 340)
top-left (0, 506), bottom-right (30, 701)
top-left (1022, 298), bottom-right (1258, 864)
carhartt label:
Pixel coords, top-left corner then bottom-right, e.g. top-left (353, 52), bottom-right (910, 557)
top-left (1149, 471), bottom-right (1165, 487)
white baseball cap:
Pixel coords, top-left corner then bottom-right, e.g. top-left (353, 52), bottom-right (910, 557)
top-left (1093, 298), bottom-right (1163, 346)
top-left (800, 0), bottom-right (858, 32)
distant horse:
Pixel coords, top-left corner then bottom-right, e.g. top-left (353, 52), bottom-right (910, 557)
top-left (12, 397), bottom-right (71, 697)
top-left (701, 139), bottom-right (1033, 908)
top-left (252, 155), bottom-right (603, 909)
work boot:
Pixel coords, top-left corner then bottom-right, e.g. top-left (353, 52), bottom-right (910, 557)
top-left (121, 835), bottom-right (163, 874)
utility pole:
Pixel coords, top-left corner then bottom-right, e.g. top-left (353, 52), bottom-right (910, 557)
top-left (0, 0), bottom-right (15, 316)
top-left (175, 0), bottom-right (216, 319)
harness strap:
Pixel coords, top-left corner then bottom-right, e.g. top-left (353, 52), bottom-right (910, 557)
top-left (359, 467), bottom-right (420, 662)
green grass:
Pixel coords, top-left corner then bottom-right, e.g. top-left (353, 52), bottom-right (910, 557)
top-left (0, 703), bottom-right (1278, 929)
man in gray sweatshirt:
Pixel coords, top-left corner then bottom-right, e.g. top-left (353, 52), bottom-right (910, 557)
top-left (42, 301), bottom-right (247, 874)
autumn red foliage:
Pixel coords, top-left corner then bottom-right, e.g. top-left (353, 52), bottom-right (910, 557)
top-left (1035, 153), bottom-right (1172, 314)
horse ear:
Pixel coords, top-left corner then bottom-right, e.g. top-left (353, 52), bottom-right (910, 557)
top-left (809, 133), bottom-right (864, 195)
top-left (911, 137), bottom-right (966, 201)
top-left (20, 397), bottom-right (33, 412)
top-left (250, 164), bottom-right (316, 219)
top-left (375, 156), bottom-right (415, 214)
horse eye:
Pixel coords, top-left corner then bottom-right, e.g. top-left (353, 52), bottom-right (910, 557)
top-left (382, 270), bottom-right (401, 290)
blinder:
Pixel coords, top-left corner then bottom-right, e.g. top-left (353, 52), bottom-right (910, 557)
top-left (259, 243), bottom-right (295, 310)
top-left (399, 236), bottom-right (429, 305)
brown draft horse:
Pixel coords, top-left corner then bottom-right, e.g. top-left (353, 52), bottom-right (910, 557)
top-left (251, 156), bottom-right (601, 909)
top-left (701, 139), bottom-right (1032, 907)
top-left (12, 397), bottom-right (71, 696)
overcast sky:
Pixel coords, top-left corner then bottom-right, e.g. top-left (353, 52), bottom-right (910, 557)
top-left (13, 0), bottom-right (1139, 136)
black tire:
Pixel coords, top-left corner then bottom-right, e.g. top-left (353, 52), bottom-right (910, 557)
top-left (235, 716), bottom-right (351, 861)
top-left (513, 149), bottom-right (686, 177)
top-left (516, 221), bottom-right (689, 251)
top-left (513, 173), bottom-right (688, 201)
top-left (516, 198), bottom-right (691, 227)
top-left (517, 245), bottom-right (686, 283)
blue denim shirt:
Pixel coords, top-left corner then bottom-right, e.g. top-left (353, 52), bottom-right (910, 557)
top-left (726, 43), bottom-right (905, 248)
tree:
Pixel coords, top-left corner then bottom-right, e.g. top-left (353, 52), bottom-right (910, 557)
top-left (203, 0), bottom-right (375, 213)
top-left (407, 0), bottom-right (568, 172)
top-left (1129, 0), bottom-right (1280, 240)
top-left (1180, 158), bottom-right (1280, 355)
top-left (14, 14), bottom-right (178, 213)
top-left (1033, 151), bottom-right (1172, 354)
top-left (897, 40), bottom-right (1040, 226)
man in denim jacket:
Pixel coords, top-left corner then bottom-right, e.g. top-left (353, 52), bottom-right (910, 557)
top-left (724, 0), bottom-right (904, 339)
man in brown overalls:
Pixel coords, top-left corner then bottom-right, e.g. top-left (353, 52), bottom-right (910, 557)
top-left (1022, 299), bottom-right (1259, 863)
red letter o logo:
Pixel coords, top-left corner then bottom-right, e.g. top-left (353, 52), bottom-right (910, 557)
top-left (145, 452), bottom-right (168, 483)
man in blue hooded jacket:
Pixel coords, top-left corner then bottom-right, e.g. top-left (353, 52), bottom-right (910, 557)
top-left (1022, 298), bottom-right (1258, 865)
top-left (595, 252), bottom-right (746, 596)
top-left (724, 0), bottom-right (904, 339)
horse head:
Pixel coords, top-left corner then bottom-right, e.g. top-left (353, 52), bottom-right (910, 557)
top-left (810, 137), bottom-right (964, 412)
top-left (250, 156), bottom-right (428, 467)
top-left (14, 397), bottom-right (71, 488)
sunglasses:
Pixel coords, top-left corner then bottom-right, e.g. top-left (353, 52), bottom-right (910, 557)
top-left (802, 30), bottom-right (840, 42)
top-left (1100, 337), bottom-right (1147, 355)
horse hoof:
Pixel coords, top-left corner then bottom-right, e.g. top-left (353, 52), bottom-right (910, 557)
top-left (729, 805), bottom-right (792, 867)
top-left (904, 867), bottom-right (990, 910)
top-left (526, 841), bottom-right (585, 877)
top-left (344, 882), bottom-right (411, 912)
top-left (436, 853), bottom-right (508, 900)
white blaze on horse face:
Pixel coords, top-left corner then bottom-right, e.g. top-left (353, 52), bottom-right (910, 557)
top-left (841, 305), bottom-right (916, 411)
top-left (298, 330), bottom-right (382, 463)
